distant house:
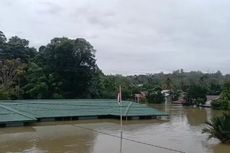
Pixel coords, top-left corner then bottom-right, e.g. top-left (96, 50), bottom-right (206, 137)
top-left (173, 92), bottom-right (187, 104)
top-left (134, 91), bottom-right (147, 103)
top-left (161, 90), bottom-right (172, 104)
top-left (202, 95), bottom-right (220, 107)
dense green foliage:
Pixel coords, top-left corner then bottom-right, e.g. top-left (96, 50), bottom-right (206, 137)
top-left (0, 31), bottom-right (229, 101)
top-left (203, 83), bottom-right (230, 143)
top-left (211, 82), bottom-right (230, 110)
top-left (185, 85), bottom-right (207, 106)
top-left (0, 59), bottom-right (26, 99)
top-left (146, 87), bottom-right (164, 103)
top-left (35, 38), bottom-right (99, 98)
top-left (202, 111), bottom-right (230, 143)
top-left (23, 62), bottom-right (48, 99)
top-left (0, 31), bottom-right (101, 99)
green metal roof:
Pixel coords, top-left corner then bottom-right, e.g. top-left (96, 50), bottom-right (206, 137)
top-left (0, 99), bottom-right (168, 123)
top-left (0, 104), bottom-right (36, 123)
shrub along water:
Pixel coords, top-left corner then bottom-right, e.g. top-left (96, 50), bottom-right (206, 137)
top-left (202, 111), bottom-right (230, 143)
top-left (203, 82), bottom-right (230, 143)
top-left (211, 82), bottom-right (230, 110)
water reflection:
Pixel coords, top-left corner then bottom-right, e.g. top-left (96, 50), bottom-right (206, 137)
top-left (152, 104), bottom-right (223, 126)
top-left (185, 107), bottom-right (207, 126)
top-left (0, 123), bottom-right (96, 153)
top-left (212, 143), bottom-right (230, 153)
top-left (149, 104), bottom-right (229, 153)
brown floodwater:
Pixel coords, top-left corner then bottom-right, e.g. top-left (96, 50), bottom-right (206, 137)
top-left (0, 104), bottom-right (229, 153)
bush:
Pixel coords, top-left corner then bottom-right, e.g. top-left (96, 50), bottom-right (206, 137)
top-left (0, 87), bottom-right (19, 100)
top-left (194, 98), bottom-right (206, 106)
top-left (0, 88), bottom-right (10, 100)
top-left (202, 112), bottom-right (230, 143)
top-left (186, 85), bottom-right (207, 106)
top-left (147, 88), bottom-right (164, 103)
top-left (172, 90), bottom-right (180, 101)
top-left (212, 82), bottom-right (230, 110)
top-left (211, 99), bottom-right (230, 110)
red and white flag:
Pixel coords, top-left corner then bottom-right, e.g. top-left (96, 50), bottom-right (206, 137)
top-left (117, 86), bottom-right (122, 105)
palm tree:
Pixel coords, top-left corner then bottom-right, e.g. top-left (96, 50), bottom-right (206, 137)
top-left (202, 112), bottom-right (230, 143)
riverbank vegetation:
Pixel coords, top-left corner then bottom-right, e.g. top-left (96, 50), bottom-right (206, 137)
top-left (202, 82), bottom-right (230, 143)
top-left (0, 31), bottom-right (230, 103)
top-left (211, 82), bottom-right (230, 110)
top-left (202, 111), bottom-right (230, 143)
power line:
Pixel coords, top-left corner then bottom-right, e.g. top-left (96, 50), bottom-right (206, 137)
top-left (72, 125), bottom-right (186, 153)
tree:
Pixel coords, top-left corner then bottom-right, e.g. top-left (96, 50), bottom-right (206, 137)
top-left (23, 62), bottom-right (48, 99)
top-left (0, 36), bottom-right (37, 63)
top-left (8, 36), bottom-right (29, 47)
top-left (165, 77), bottom-right (172, 90)
top-left (86, 68), bottom-right (104, 98)
top-left (0, 31), bottom-right (7, 44)
top-left (0, 59), bottom-right (26, 99)
top-left (208, 81), bottom-right (222, 95)
top-left (147, 86), bottom-right (164, 103)
top-left (36, 37), bottom-right (98, 98)
top-left (171, 89), bottom-right (180, 101)
top-left (211, 82), bottom-right (230, 110)
top-left (0, 31), bottom-right (7, 56)
top-left (186, 85), bottom-right (207, 106)
top-left (0, 59), bottom-right (26, 88)
top-left (202, 112), bottom-right (230, 143)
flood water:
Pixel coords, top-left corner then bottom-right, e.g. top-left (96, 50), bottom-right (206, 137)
top-left (0, 104), bottom-right (229, 153)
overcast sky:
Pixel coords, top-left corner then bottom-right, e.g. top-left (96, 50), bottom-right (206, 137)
top-left (0, 0), bottom-right (230, 75)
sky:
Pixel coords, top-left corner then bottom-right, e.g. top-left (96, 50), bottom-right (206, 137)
top-left (0, 0), bottom-right (230, 75)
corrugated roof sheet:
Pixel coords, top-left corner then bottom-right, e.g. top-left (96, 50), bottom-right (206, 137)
top-left (0, 104), bottom-right (36, 123)
top-left (0, 99), bottom-right (168, 123)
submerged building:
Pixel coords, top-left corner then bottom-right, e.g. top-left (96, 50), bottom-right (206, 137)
top-left (0, 99), bottom-right (169, 127)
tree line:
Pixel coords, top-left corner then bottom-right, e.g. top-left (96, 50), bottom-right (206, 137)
top-left (1, 31), bottom-right (230, 102)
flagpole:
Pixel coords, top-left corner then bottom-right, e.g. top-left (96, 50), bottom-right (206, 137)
top-left (119, 85), bottom-right (123, 153)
